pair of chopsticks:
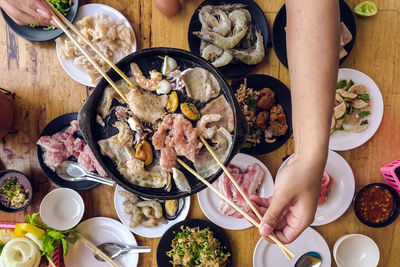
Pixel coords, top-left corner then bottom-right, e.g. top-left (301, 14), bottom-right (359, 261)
top-left (75, 232), bottom-right (119, 267)
top-left (44, 0), bottom-right (295, 260)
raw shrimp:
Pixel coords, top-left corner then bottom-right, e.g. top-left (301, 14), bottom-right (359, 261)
top-left (196, 114), bottom-right (222, 138)
top-left (214, 4), bottom-right (247, 12)
top-left (193, 27), bottom-right (247, 50)
top-left (201, 44), bottom-right (233, 67)
top-left (172, 168), bottom-right (191, 193)
top-left (130, 62), bottom-right (162, 91)
top-left (228, 9), bottom-right (251, 33)
top-left (119, 190), bottom-right (140, 204)
top-left (232, 29), bottom-right (265, 65)
top-left (212, 50), bottom-right (233, 67)
top-left (199, 6), bottom-right (231, 36)
top-left (123, 202), bottom-right (142, 227)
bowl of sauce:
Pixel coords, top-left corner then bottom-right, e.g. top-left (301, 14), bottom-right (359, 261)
top-left (0, 170), bottom-right (33, 212)
top-left (353, 183), bottom-right (400, 227)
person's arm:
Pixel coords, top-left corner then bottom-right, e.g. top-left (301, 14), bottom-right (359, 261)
top-left (257, 0), bottom-right (339, 243)
top-left (0, 0), bottom-right (54, 26)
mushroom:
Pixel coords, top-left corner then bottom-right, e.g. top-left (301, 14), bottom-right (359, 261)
top-left (352, 99), bottom-right (369, 109)
top-left (334, 102), bottom-right (346, 119)
top-left (346, 110), bottom-right (360, 126)
top-left (350, 120), bottom-right (368, 132)
top-left (335, 118), bottom-right (344, 128)
top-left (156, 79), bottom-right (172, 95)
top-left (340, 91), bottom-right (358, 99)
top-left (348, 84), bottom-right (369, 94)
top-left (336, 93), bottom-right (344, 104)
top-left (162, 56), bottom-right (178, 75)
top-left (331, 116), bottom-right (336, 130)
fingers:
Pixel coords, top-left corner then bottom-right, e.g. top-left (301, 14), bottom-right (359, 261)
top-left (249, 195), bottom-right (272, 208)
top-left (1, 0), bottom-right (52, 26)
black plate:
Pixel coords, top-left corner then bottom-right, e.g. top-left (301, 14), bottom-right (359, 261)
top-left (231, 74), bottom-right (293, 155)
top-left (37, 112), bottom-right (99, 190)
top-left (272, 0), bottom-right (356, 68)
top-left (78, 47), bottom-right (248, 200)
top-left (187, 0), bottom-right (269, 78)
top-left (1, 0), bottom-right (79, 42)
top-left (353, 183), bottom-right (400, 228)
top-left (156, 219), bottom-right (233, 267)
top-left (0, 170), bottom-right (33, 213)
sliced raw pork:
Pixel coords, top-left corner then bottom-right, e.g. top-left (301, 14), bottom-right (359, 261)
top-left (319, 171), bottom-right (334, 205)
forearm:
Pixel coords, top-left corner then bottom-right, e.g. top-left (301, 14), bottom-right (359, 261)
top-left (286, 0), bottom-right (339, 164)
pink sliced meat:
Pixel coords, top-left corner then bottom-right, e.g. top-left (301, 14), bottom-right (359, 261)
top-left (43, 151), bottom-right (67, 170)
top-left (160, 147), bottom-right (177, 171)
top-left (319, 171), bottom-right (334, 205)
top-left (37, 136), bottom-right (65, 152)
top-left (65, 120), bottom-right (79, 135)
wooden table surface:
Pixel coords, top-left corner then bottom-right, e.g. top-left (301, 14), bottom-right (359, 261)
top-left (1, 0), bottom-right (399, 266)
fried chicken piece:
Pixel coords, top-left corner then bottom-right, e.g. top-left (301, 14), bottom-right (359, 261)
top-left (257, 88), bottom-right (275, 110)
top-left (256, 111), bottom-right (269, 130)
top-left (269, 104), bottom-right (288, 136)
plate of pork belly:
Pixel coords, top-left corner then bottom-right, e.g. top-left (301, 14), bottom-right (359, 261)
top-left (197, 153), bottom-right (274, 230)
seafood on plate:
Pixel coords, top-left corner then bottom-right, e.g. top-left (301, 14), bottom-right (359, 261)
top-left (194, 4), bottom-right (265, 67)
top-left (331, 79), bottom-right (371, 134)
top-left (57, 13), bottom-right (135, 84)
top-left (235, 80), bottom-right (288, 147)
top-left (95, 56), bottom-right (234, 192)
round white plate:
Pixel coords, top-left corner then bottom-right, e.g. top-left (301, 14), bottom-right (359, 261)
top-left (197, 153), bottom-right (274, 230)
top-left (64, 217), bottom-right (138, 267)
top-left (277, 150), bottom-right (355, 226)
top-left (114, 185), bottom-right (190, 238)
top-left (329, 68), bottom-right (384, 151)
top-left (253, 227), bottom-right (331, 267)
top-left (56, 4), bottom-right (137, 87)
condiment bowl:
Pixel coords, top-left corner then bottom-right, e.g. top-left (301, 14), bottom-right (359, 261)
top-left (40, 188), bottom-right (84, 231)
top-left (333, 234), bottom-right (379, 267)
top-left (353, 183), bottom-right (400, 227)
top-left (0, 170), bottom-right (33, 213)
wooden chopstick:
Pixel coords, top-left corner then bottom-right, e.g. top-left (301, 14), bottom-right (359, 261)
top-left (199, 136), bottom-right (295, 259)
top-left (75, 232), bottom-right (119, 267)
top-left (177, 159), bottom-right (295, 260)
top-left (42, 1), bottom-right (128, 102)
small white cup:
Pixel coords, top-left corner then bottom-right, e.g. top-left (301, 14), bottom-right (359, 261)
top-left (40, 188), bottom-right (84, 231)
top-left (333, 234), bottom-right (379, 267)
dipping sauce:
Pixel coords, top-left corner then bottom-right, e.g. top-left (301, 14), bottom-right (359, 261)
top-left (355, 185), bottom-right (395, 224)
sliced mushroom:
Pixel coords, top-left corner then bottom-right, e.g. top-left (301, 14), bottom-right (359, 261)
top-left (331, 116), bottom-right (336, 130)
top-left (360, 106), bottom-right (371, 112)
top-left (335, 118), bottom-right (344, 128)
top-left (335, 93), bottom-right (344, 104)
top-left (340, 91), bottom-right (358, 99)
top-left (348, 84), bottom-right (369, 95)
top-left (350, 120), bottom-right (368, 132)
top-left (346, 110), bottom-right (360, 126)
top-left (352, 99), bottom-right (369, 109)
top-left (334, 102), bottom-right (346, 119)
top-left (336, 89), bottom-right (346, 95)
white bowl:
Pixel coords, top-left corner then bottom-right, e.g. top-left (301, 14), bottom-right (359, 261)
top-left (333, 234), bottom-right (380, 267)
top-left (40, 188), bottom-right (84, 231)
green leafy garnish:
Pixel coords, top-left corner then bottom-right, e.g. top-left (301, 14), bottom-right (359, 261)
top-left (0, 244), bottom-right (4, 254)
top-left (330, 126), bottom-right (350, 135)
top-left (345, 80), bottom-right (355, 91)
top-left (244, 96), bottom-right (257, 111)
top-left (347, 105), bottom-right (354, 115)
top-left (359, 111), bottom-right (371, 118)
top-left (343, 97), bottom-right (353, 103)
top-left (337, 80), bottom-right (347, 89)
top-left (359, 94), bottom-right (370, 103)
top-left (361, 120), bottom-right (369, 125)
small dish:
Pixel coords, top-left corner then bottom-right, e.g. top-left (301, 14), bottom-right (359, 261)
top-left (114, 185), bottom-right (190, 238)
top-left (187, 0), bottom-right (269, 78)
top-left (0, 170), bottom-right (33, 213)
top-left (353, 183), bottom-right (400, 228)
top-left (329, 68), bottom-right (384, 151)
top-left (253, 227), bottom-right (331, 267)
top-left (55, 4), bottom-right (137, 87)
top-left (64, 217), bottom-right (138, 267)
top-left (272, 0), bottom-right (356, 68)
top-left (157, 219), bottom-right (232, 267)
top-left (1, 0), bottom-right (79, 42)
top-left (197, 153), bottom-right (274, 230)
top-left (39, 188), bottom-right (84, 231)
top-left (333, 234), bottom-right (379, 267)
top-left (231, 74), bottom-right (292, 155)
top-left (277, 150), bottom-right (355, 226)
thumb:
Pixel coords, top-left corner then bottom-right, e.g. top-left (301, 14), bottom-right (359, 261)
top-left (32, 0), bottom-right (51, 20)
top-left (259, 194), bottom-right (290, 237)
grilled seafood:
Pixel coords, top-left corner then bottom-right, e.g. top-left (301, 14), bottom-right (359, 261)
top-left (196, 114), bottom-right (222, 139)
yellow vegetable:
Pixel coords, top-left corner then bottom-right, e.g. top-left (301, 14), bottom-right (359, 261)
top-left (14, 223), bottom-right (45, 238)
top-left (180, 103), bottom-right (200, 120)
top-left (166, 91), bottom-right (179, 113)
top-left (135, 140), bottom-right (153, 166)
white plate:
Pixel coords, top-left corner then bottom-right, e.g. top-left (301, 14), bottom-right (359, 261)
top-left (64, 217), bottom-right (138, 267)
top-left (56, 4), bottom-right (137, 87)
top-left (253, 227), bottom-right (331, 267)
top-left (197, 153), bottom-right (274, 230)
top-left (329, 68), bottom-right (384, 151)
top-left (277, 150), bottom-right (355, 226)
top-left (114, 185), bottom-right (190, 238)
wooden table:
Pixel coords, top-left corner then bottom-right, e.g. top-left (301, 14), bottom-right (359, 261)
top-left (1, 0), bottom-right (399, 266)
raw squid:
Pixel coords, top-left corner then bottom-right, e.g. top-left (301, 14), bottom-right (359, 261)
top-left (0, 238), bottom-right (41, 267)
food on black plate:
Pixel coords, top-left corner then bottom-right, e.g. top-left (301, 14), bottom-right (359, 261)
top-left (193, 4), bottom-right (265, 67)
top-left (96, 56), bottom-right (234, 192)
top-left (166, 226), bottom-right (231, 266)
top-left (331, 79), bottom-right (371, 135)
top-left (29, 0), bottom-right (71, 30)
top-left (0, 177), bottom-right (29, 209)
top-left (37, 120), bottom-right (107, 176)
top-left (235, 80), bottom-right (288, 147)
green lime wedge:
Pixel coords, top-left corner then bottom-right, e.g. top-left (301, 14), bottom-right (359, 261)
top-left (354, 1), bottom-right (377, 17)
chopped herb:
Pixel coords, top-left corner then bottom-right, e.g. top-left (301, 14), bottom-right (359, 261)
top-left (330, 127), bottom-right (350, 135)
top-left (360, 94), bottom-right (370, 103)
top-left (337, 80), bottom-right (347, 89)
top-left (345, 80), bottom-right (355, 91)
top-left (343, 97), bottom-right (353, 103)
top-left (244, 96), bottom-right (257, 111)
top-left (361, 120), bottom-right (369, 125)
top-left (359, 111), bottom-right (371, 118)
top-left (347, 105), bottom-right (354, 115)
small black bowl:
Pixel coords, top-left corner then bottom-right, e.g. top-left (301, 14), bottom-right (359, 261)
top-left (1, 0), bottom-right (79, 42)
top-left (157, 219), bottom-right (233, 267)
top-left (37, 112), bottom-right (98, 190)
top-left (353, 183), bottom-right (400, 228)
top-left (0, 170), bottom-right (33, 213)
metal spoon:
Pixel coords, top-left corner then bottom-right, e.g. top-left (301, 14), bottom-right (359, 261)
top-left (56, 161), bottom-right (115, 186)
top-left (94, 242), bottom-right (151, 261)
top-left (294, 251), bottom-right (322, 267)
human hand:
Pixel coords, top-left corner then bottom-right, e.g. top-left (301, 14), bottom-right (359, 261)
top-left (0, 0), bottom-right (54, 26)
top-left (250, 155), bottom-right (325, 244)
